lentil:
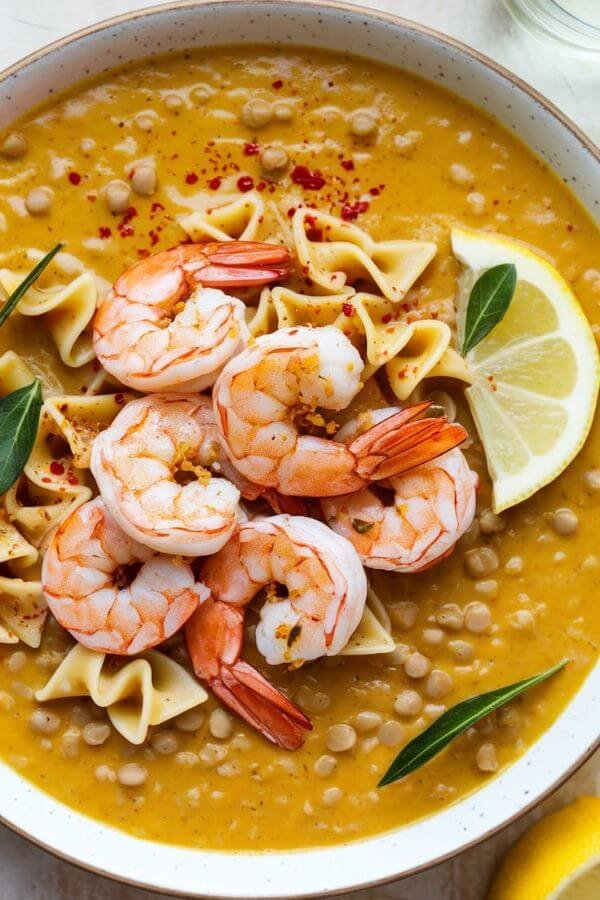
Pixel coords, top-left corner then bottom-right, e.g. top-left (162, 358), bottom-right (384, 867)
top-left (377, 721), bottom-right (404, 747)
top-left (131, 164), bottom-right (157, 196)
top-left (464, 602), bottom-right (492, 634)
top-left (349, 111), bottom-right (378, 138)
top-left (150, 730), bottom-right (179, 754)
top-left (25, 187), bottom-right (53, 216)
top-left (260, 145), bottom-right (289, 172)
top-left (478, 509), bottom-right (506, 535)
top-left (355, 711), bottom-right (383, 732)
top-left (1, 132), bottom-right (27, 159)
top-left (164, 93), bottom-right (184, 113)
top-left (105, 179), bottom-right (132, 214)
top-left (394, 690), bottom-right (423, 717)
top-left (476, 743), bottom-right (499, 772)
top-left (322, 786), bottom-right (343, 807)
top-left (209, 708), bottom-right (233, 740)
top-left (29, 709), bottom-right (61, 735)
top-left (465, 547), bottom-right (499, 579)
top-left (552, 507), bottom-right (579, 536)
top-left (404, 651), bottom-right (431, 679)
top-left (584, 468), bottom-right (600, 491)
top-left (436, 603), bottom-right (464, 631)
top-left (174, 708), bottom-right (205, 732)
top-left (326, 723), bottom-right (357, 752)
top-left (82, 722), bottom-right (111, 746)
top-left (117, 763), bottom-right (148, 786)
top-left (314, 754), bottom-right (337, 777)
top-left (240, 98), bottom-right (272, 128)
top-left (5, 651), bottom-right (26, 673)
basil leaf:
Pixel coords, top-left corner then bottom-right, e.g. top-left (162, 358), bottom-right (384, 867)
top-left (0, 380), bottom-right (43, 494)
top-left (460, 263), bottom-right (517, 356)
top-left (0, 242), bottom-right (63, 327)
top-left (378, 658), bottom-right (567, 787)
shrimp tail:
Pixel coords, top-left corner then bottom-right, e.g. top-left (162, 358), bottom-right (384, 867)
top-left (263, 488), bottom-right (311, 517)
top-left (196, 241), bottom-right (293, 287)
top-left (185, 596), bottom-right (311, 751)
top-left (351, 401), bottom-right (469, 482)
top-left (215, 660), bottom-right (312, 751)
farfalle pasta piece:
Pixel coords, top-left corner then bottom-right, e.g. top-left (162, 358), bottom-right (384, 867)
top-left (341, 585), bottom-right (395, 656)
top-left (385, 319), bottom-right (453, 401)
top-left (36, 644), bottom-right (208, 744)
top-left (0, 576), bottom-right (46, 648)
top-left (0, 268), bottom-right (97, 367)
top-left (0, 514), bottom-right (38, 573)
top-left (250, 287), bottom-right (417, 371)
top-left (179, 191), bottom-right (265, 242)
top-left (292, 208), bottom-right (436, 300)
top-left (41, 392), bottom-right (133, 469)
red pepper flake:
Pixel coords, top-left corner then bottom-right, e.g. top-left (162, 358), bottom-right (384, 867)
top-left (41, 477), bottom-right (52, 484)
top-left (67, 474), bottom-right (79, 486)
top-left (68, 171), bottom-right (81, 185)
top-left (243, 142), bottom-right (260, 156)
top-left (306, 227), bottom-right (323, 242)
top-left (369, 187), bottom-right (380, 196)
top-left (341, 200), bottom-right (369, 221)
top-left (272, 79), bottom-right (284, 90)
top-left (340, 159), bottom-right (354, 171)
top-left (49, 461), bottom-right (65, 476)
top-left (381, 313), bottom-right (392, 324)
top-left (291, 166), bottom-right (326, 190)
top-left (342, 302), bottom-right (355, 317)
top-left (120, 225), bottom-right (134, 237)
top-left (208, 176), bottom-right (222, 190)
top-left (287, 207), bottom-right (296, 218)
top-left (185, 172), bottom-right (199, 185)
top-left (149, 230), bottom-right (159, 246)
top-left (98, 226), bottom-right (112, 239)
top-left (87, 193), bottom-right (97, 202)
top-left (151, 201), bottom-right (165, 213)
top-left (115, 393), bottom-right (125, 404)
top-left (566, 223), bottom-right (574, 232)
top-left (237, 175), bottom-right (254, 193)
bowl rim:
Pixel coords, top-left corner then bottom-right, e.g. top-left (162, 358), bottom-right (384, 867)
top-left (0, 1), bottom-right (598, 896)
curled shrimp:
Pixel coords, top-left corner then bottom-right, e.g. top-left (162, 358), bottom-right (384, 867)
top-left (322, 408), bottom-right (478, 572)
top-left (42, 497), bottom-right (208, 654)
top-left (93, 241), bottom-right (292, 393)
top-left (91, 393), bottom-right (251, 557)
top-left (185, 514), bottom-right (367, 749)
top-left (213, 325), bottom-right (468, 496)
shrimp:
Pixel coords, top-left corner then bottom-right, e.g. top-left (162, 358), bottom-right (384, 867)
top-left (93, 241), bottom-right (292, 393)
top-left (322, 408), bottom-right (478, 572)
top-left (213, 325), bottom-right (468, 496)
top-left (91, 393), bottom-right (249, 556)
top-left (185, 514), bottom-right (367, 749)
top-left (42, 497), bottom-right (208, 654)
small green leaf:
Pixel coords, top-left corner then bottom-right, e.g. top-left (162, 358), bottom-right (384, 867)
top-left (378, 658), bottom-right (567, 787)
top-left (0, 242), bottom-right (63, 327)
top-left (461, 263), bottom-right (517, 356)
top-left (0, 380), bottom-right (43, 494)
top-left (352, 519), bottom-right (373, 534)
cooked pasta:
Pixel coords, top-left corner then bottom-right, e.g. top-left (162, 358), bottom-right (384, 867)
top-left (36, 644), bottom-right (208, 744)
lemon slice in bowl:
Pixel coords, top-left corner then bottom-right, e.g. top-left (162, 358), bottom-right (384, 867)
top-left (452, 226), bottom-right (600, 513)
top-left (487, 795), bottom-right (600, 899)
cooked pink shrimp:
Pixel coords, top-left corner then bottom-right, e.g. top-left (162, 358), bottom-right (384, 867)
top-left (185, 514), bottom-right (367, 749)
top-left (93, 241), bottom-right (292, 393)
top-left (322, 408), bottom-right (478, 572)
top-left (213, 325), bottom-right (468, 496)
top-left (91, 393), bottom-right (250, 557)
top-left (42, 497), bottom-right (208, 654)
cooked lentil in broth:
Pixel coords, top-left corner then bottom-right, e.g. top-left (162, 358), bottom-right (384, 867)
top-left (0, 46), bottom-right (598, 851)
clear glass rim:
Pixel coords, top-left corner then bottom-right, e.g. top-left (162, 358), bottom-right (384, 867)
top-left (505, 0), bottom-right (600, 49)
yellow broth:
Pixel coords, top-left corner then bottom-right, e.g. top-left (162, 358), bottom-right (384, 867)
top-left (0, 47), bottom-right (598, 851)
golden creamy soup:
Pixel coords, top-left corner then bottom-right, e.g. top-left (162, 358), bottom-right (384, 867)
top-left (0, 47), bottom-right (598, 852)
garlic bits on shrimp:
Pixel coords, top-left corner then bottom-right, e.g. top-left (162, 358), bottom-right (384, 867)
top-left (92, 394), bottom-right (244, 556)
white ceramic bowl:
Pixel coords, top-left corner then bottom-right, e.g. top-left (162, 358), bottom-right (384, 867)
top-left (0, 2), bottom-right (598, 896)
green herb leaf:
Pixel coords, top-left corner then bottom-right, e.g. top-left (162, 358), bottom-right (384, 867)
top-left (0, 380), bottom-right (43, 494)
top-left (352, 519), bottom-right (373, 534)
top-left (460, 263), bottom-right (517, 356)
top-left (0, 242), bottom-right (63, 327)
top-left (378, 658), bottom-right (567, 787)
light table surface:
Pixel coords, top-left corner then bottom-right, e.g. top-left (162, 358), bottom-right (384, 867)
top-left (0, 1), bottom-right (597, 898)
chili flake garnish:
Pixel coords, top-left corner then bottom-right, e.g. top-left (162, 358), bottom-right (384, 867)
top-left (237, 175), bottom-right (254, 193)
top-left (68, 172), bottom-right (81, 185)
top-left (291, 166), bottom-right (326, 190)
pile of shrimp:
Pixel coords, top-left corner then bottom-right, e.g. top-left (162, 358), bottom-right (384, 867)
top-left (42, 240), bottom-right (478, 750)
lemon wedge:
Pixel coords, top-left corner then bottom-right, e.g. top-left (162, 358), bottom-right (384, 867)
top-left (452, 227), bottom-right (599, 513)
top-left (487, 795), bottom-right (600, 899)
